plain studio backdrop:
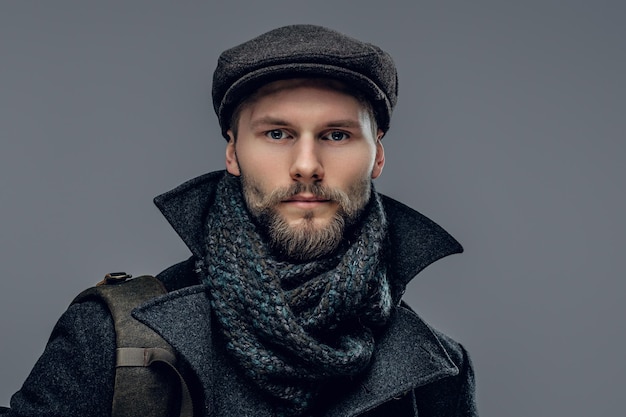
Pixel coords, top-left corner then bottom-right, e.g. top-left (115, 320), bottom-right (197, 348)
top-left (1, 1), bottom-right (624, 416)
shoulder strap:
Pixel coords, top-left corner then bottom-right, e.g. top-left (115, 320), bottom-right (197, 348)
top-left (72, 274), bottom-right (193, 417)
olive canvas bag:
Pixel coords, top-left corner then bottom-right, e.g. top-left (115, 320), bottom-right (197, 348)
top-left (72, 273), bottom-right (193, 417)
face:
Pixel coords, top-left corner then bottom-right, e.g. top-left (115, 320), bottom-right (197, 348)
top-left (225, 79), bottom-right (385, 260)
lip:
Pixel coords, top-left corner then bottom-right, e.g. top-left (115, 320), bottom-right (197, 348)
top-left (283, 193), bottom-right (329, 202)
top-left (281, 194), bottom-right (331, 207)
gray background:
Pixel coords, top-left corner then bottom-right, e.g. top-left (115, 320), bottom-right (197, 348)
top-left (1, 1), bottom-right (624, 416)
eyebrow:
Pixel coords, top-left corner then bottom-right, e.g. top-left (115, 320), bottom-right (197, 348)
top-left (325, 120), bottom-right (362, 129)
top-left (249, 116), bottom-right (290, 130)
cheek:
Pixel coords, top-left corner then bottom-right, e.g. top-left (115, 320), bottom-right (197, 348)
top-left (237, 141), bottom-right (284, 170)
top-left (237, 151), bottom-right (286, 192)
top-left (328, 148), bottom-right (376, 179)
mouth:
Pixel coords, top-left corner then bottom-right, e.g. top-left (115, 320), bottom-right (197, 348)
top-left (281, 194), bottom-right (331, 208)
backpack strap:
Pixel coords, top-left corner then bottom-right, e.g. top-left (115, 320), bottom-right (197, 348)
top-left (72, 274), bottom-right (193, 417)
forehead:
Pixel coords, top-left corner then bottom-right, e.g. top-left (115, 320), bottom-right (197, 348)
top-left (240, 78), bottom-right (372, 116)
top-left (242, 85), bottom-right (373, 137)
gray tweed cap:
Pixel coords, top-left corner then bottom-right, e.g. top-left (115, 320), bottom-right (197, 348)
top-left (212, 24), bottom-right (398, 139)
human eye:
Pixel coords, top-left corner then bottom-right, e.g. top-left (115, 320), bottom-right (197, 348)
top-left (323, 131), bottom-right (350, 141)
top-left (265, 129), bottom-right (290, 140)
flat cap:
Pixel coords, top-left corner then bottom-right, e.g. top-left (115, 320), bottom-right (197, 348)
top-left (212, 24), bottom-right (398, 139)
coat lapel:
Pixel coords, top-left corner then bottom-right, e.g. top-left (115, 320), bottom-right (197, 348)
top-left (326, 306), bottom-right (459, 416)
top-left (133, 287), bottom-right (458, 417)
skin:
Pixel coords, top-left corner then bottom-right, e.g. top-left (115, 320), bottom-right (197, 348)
top-left (225, 79), bottom-right (385, 256)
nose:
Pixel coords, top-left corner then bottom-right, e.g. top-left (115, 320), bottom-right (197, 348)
top-left (289, 137), bottom-right (323, 183)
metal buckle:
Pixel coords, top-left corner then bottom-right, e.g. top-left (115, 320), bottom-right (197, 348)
top-left (97, 272), bottom-right (133, 286)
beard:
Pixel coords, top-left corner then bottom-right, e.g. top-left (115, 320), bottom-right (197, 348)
top-left (239, 174), bottom-right (372, 261)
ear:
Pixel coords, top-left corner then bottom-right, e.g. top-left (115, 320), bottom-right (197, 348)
top-left (371, 131), bottom-right (385, 179)
top-left (225, 130), bottom-right (241, 176)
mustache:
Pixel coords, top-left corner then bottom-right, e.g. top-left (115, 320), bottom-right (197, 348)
top-left (250, 182), bottom-right (352, 210)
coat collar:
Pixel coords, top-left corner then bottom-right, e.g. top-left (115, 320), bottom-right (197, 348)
top-left (148, 171), bottom-right (463, 415)
top-left (153, 170), bottom-right (463, 294)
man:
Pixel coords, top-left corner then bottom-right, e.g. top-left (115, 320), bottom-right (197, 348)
top-left (2, 25), bottom-right (477, 416)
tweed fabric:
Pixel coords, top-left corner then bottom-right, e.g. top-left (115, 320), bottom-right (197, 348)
top-left (201, 174), bottom-right (392, 416)
top-left (212, 24), bottom-right (398, 138)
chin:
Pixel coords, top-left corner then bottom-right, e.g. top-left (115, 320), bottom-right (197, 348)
top-left (287, 215), bottom-right (332, 230)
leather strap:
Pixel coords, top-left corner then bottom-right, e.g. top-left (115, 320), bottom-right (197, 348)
top-left (116, 347), bottom-right (193, 417)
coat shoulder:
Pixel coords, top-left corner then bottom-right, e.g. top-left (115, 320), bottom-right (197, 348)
top-left (429, 327), bottom-right (469, 371)
top-left (4, 301), bottom-right (116, 416)
top-left (413, 327), bottom-right (478, 416)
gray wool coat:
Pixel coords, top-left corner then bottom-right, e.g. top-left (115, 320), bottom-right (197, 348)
top-left (2, 171), bottom-right (478, 417)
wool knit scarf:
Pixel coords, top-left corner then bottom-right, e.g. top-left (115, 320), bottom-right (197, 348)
top-left (202, 174), bottom-right (392, 416)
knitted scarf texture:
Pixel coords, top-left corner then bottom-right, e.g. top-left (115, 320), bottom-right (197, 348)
top-left (202, 174), bottom-right (392, 416)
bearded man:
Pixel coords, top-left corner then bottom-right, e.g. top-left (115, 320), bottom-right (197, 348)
top-left (2, 25), bottom-right (477, 417)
